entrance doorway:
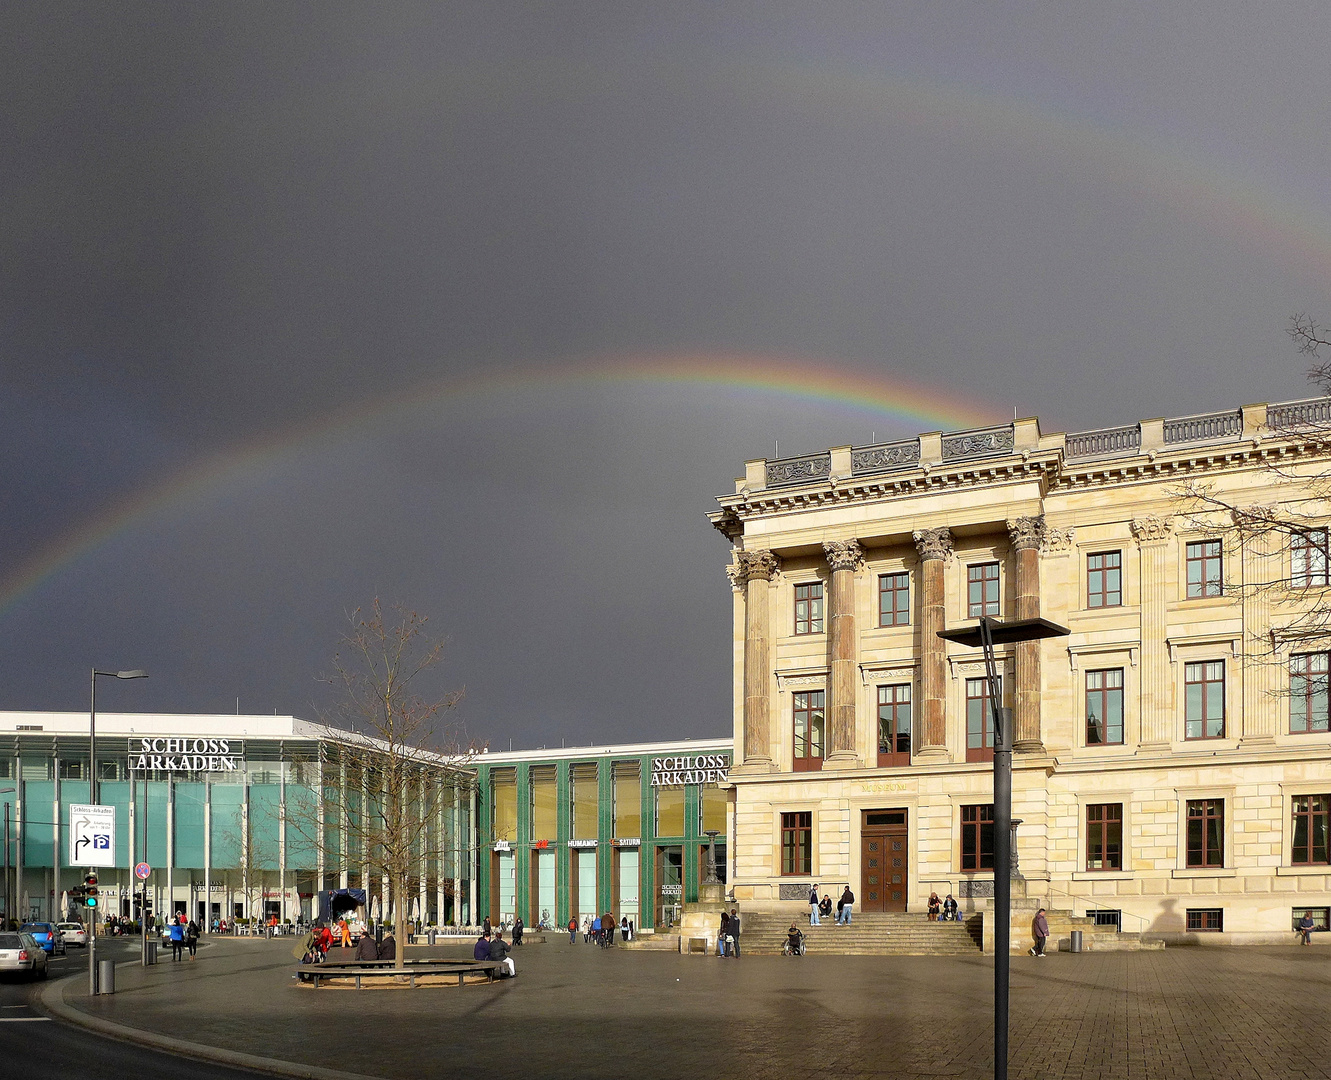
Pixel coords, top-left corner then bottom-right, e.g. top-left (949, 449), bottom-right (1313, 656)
top-left (655, 845), bottom-right (682, 927)
top-left (861, 809), bottom-right (908, 912)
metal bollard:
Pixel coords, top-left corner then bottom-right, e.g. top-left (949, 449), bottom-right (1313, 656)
top-left (98, 959), bottom-right (116, 995)
top-left (146, 939), bottom-right (158, 965)
top-left (428, 929), bottom-right (437, 946)
top-left (1069, 929), bottom-right (1083, 953)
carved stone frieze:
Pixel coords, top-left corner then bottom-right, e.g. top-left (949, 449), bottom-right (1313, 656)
top-left (765, 455), bottom-right (830, 486)
top-left (941, 426), bottom-right (1015, 461)
top-left (1007, 516), bottom-right (1046, 551)
top-left (1130, 515), bottom-right (1174, 542)
top-left (1042, 526), bottom-right (1074, 552)
top-left (851, 441), bottom-right (921, 473)
top-left (823, 539), bottom-right (864, 572)
top-left (913, 527), bottom-right (954, 563)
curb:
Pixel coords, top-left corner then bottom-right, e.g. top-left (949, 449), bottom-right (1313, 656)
top-left (35, 964), bottom-right (382, 1080)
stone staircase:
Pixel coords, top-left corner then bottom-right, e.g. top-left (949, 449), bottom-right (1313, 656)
top-left (737, 911), bottom-right (983, 956)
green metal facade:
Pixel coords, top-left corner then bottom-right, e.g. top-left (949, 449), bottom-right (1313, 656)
top-left (475, 747), bottom-right (731, 931)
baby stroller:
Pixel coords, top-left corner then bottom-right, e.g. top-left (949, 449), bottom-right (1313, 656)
top-left (782, 928), bottom-right (806, 956)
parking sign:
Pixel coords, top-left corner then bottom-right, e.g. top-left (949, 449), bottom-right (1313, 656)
top-left (69, 804), bottom-right (116, 868)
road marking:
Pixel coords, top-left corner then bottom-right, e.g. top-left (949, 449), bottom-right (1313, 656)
top-left (0, 1017), bottom-right (52, 1022)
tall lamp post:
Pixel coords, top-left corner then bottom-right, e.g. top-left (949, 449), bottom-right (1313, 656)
top-left (0, 787), bottom-right (13, 930)
top-left (90, 668), bottom-right (148, 995)
top-left (938, 617), bottom-right (1067, 1080)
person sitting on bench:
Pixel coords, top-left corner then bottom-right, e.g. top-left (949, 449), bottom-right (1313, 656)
top-left (489, 929), bottom-right (516, 977)
top-left (356, 931), bottom-right (379, 961)
top-left (474, 931), bottom-right (492, 961)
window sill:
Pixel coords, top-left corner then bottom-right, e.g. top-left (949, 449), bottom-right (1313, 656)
top-left (1171, 868), bottom-right (1235, 879)
top-left (1071, 871), bottom-right (1133, 881)
top-left (1276, 865), bottom-right (1331, 877)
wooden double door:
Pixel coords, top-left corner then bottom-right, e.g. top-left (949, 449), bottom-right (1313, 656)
top-left (861, 809), bottom-right (908, 912)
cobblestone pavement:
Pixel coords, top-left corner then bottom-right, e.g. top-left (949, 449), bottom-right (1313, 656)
top-left (62, 937), bottom-right (1331, 1080)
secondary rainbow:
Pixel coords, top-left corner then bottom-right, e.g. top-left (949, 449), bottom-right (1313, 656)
top-left (0, 355), bottom-right (1000, 620)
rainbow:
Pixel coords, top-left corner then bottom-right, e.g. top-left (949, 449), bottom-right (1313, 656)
top-left (0, 354), bottom-right (1001, 620)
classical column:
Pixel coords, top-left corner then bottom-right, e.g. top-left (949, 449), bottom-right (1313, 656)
top-left (913, 527), bottom-right (953, 758)
top-left (1133, 515), bottom-right (1174, 747)
top-left (824, 539), bottom-right (864, 767)
top-left (1008, 516), bottom-right (1045, 754)
top-left (728, 550), bottom-right (781, 767)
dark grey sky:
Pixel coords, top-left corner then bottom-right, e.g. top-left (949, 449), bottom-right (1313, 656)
top-left (3, 3), bottom-right (1328, 747)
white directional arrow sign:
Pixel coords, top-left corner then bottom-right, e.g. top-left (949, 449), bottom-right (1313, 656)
top-left (69, 804), bottom-right (116, 868)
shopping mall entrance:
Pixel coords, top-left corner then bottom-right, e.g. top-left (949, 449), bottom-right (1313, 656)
top-left (861, 809), bottom-right (908, 912)
top-left (655, 845), bottom-right (682, 928)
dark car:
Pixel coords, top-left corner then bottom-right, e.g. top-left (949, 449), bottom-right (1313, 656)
top-left (19, 923), bottom-right (65, 956)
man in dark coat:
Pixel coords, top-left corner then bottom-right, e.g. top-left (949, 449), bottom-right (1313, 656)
top-left (355, 931), bottom-right (379, 961)
top-left (474, 931), bottom-right (491, 961)
top-left (728, 908), bottom-right (741, 958)
top-left (1030, 909), bottom-right (1049, 957)
top-left (489, 929), bottom-right (515, 977)
top-left (513, 916), bottom-right (524, 945)
top-left (378, 932), bottom-right (396, 961)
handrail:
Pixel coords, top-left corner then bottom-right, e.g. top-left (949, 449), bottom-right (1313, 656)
top-left (1042, 883), bottom-right (1150, 933)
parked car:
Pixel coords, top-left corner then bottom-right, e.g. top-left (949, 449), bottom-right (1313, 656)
top-left (56, 922), bottom-right (88, 947)
top-left (19, 923), bottom-right (66, 956)
top-left (0, 933), bottom-right (48, 979)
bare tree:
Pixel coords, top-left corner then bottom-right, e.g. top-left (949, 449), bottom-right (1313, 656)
top-left (291, 599), bottom-right (472, 972)
top-left (1173, 314), bottom-right (1331, 669)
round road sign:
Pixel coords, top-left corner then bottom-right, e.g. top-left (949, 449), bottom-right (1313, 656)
top-left (134, 862), bottom-right (151, 880)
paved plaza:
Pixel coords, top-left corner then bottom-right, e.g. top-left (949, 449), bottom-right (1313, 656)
top-left (44, 936), bottom-right (1331, 1080)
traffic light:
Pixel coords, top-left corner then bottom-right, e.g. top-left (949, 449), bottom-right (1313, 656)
top-left (84, 872), bottom-right (98, 908)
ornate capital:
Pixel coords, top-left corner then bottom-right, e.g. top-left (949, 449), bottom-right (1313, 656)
top-left (731, 549), bottom-right (780, 585)
top-left (823, 539), bottom-right (864, 572)
top-left (1007, 516), bottom-right (1046, 552)
top-left (1042, 526), bottom-right (1074, 553)
top-left (913, 527), bottom-right (953, 563)
top-left (1130, 515), bottom-right (1173, 543)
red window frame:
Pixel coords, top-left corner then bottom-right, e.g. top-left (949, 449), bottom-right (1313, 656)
top-left (1086, 550), bottom-right (1122, 608)
top-left (1186, 540), bottom-right (1223, 598)
top-left (1086, 803), bottom-right (1123, 871)
top-left (965, 676), bottom-right (998, 763)
top-left (1085, 668), bottom-right (1124, 745)
top-left (1292, 795), bottom-right (1331, 866)
top-left (960, 804), bottom-right (995, 871)
top-left (781, 811), bottom-right (812, 876)
top-left (967, 562), bottom-right (1000, 618)
top-left (794, 582), bottom-right (823, 635)
top-left (793, 691), bottom-right (825, 772)
top-left (1184, 661), bottom-right (1225, 740)
top-left (1186, 799), bottom-right (1224, 868)
top-left (877, 684), bottom-right (911, 766)
top-left (1290, 653), bottom-right (1330, 733)
top-left (1292, 530), bottom-right (1330, 587)
top-left (878, 572), bottom-right (910, 627)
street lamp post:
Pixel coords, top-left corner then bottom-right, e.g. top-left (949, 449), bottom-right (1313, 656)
top-left (938, 617), bottom-right (1067, 1080)
top-left (0, 788), bottom-right (13, 930)
top-left (89, 668), bottom-right (148, 995)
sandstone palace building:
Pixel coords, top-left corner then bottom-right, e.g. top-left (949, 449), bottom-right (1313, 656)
top-left (710, 398), bottom-right (1331, 943)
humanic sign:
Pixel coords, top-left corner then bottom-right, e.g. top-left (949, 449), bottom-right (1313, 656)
top-left (128, 736), bottom-right (244, 773)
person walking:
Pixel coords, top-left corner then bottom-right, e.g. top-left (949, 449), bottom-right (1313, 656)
top-left (728, 908), bottom-right (741, 958)
top-left (717, 910), bottom-right (730, 956)
top-left (568, 917), bottom-right (577, 944)
top-left (809, 883), bottom-right (821, 926)
top-left (836, 886), bottom-right (855, 925)
top-left (168, 917), bottom-right (185, 961)
top-left (582, 915), bottom-right (592, 943)
top-left (602, 911), bottom-right (615, 948)
top-left (513, 915), bottom-right (524, 945)
top-left (1298, 911), bottom-right (1316, 945)
top-left (927, 892), bottom-right (941, 921)
top-left (1030, 908), bottom-right (1049, 957)
top-left (186, 918), bottom-right (200, 960)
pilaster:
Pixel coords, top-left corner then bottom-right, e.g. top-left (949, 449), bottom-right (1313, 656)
top-left (914, 527), bottom-right (953, 760)
top-left (1133, 515), bottom-right (1175, 748)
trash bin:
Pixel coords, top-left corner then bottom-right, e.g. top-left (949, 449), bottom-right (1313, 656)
top-left (428, 929), bottom-right (437, 946)
top-left (145, 939), bottom-right (158, 965)
top-left (98, 959), bottom-right (116, 994)
top-left (1069, 929), bottom-right (1083, 953)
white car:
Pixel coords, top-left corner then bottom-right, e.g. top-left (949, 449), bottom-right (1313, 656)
top-left (56, 922), bottom-right (88, 947)
top-left (0, 933), bottom-right (48, 979)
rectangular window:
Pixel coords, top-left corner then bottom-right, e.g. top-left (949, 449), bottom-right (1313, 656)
top-left (1290, 653), bottom-right (1330, 734)
top-left (877, 684), bottom-right (912, 766)
top-left (781, 811), bottom-right (812, 876)
top-left (1184, 661), bottom-right (1225, 739)
top-left (655, 786), bottom-right (685, 837)
top-left (570, 763), bottom-right (599, 840)
top-left (1291, 795), bottom-right (1331, 865)
top-left (1085, 668), bottom-right (1125, 745)
top-left (530, 765), bottom-right (557, 841)
top-left (1292, 907), bottom-right (1330, 932)
top-left (960, 804), bottom-right (995, 871)
top-left (1086, 551), bottom-right (1122, 608)
top-left (967, 562), bottom-right (1000, 618)
top-left (612, 761), bottom-right (641, 838)
top-left (1186, 908), bottom-right (1223, 931)
top-left (793, 691), bottom-right (825, 771)
top-left (1292, 530), bottom-right (1330, 587)
top-left (794, 582), bottom-right (824, 635)
top-left (878, 572), bottom-right (910, 627)
top-left (965, 676), bottom-right (1000, 763)
top-left (1186, 540), bottom-right (1223, 598)
top-left (700, 785), bottom-right (726, 834)
top-left (1086, 803), bottom-right (1123, 871)
top-left (1186, 799), bottom-right (1224, 868)
top-left (491, 768), bottom-right (518, 842)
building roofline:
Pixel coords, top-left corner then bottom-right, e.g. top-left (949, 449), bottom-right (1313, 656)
top-left (475, 735), bottom-right (732, 764)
